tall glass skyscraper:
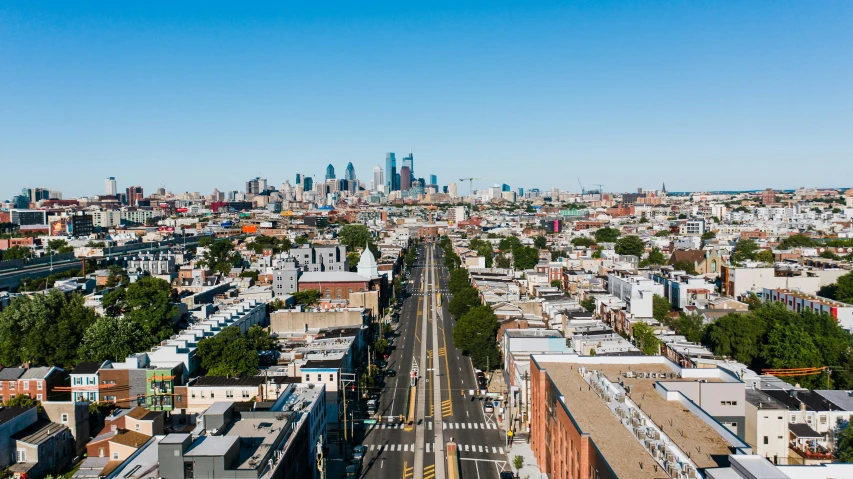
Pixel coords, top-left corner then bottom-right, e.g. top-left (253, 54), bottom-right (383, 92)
top-left (303, 177), bottom-right (313, 192)
top-left (429, 174), bottom-right (437, 186)
top-left (402, 153), bottom-right (414, 184)
top-left (325, 164), bottom-right (336, 181)
top-left (385, 153), bottom-right (397, 191)
top-left (345, 162), bottom-right (356, 181)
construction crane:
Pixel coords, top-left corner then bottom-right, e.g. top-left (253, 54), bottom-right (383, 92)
top-left (577, 177), bottom-right (585, 195)
top-left (595, 184), bottom-right (605, 201)
top-left (459, 177), bottom-right (492, 216)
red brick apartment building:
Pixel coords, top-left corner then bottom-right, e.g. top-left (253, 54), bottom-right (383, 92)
top-left (530, 356), bottom-right (747, 479)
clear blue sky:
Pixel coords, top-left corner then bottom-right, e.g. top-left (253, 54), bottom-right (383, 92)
top-left (2, 1), bottom-right (851, 199)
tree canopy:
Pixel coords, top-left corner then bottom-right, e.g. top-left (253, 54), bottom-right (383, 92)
top-left (338, 224), bottom-right (379, 257)
top-left (570, 237), bottom-right (596, 247)
top-left (639, 247), bottom-right (667, 268)
top-left (777, 234), bottom-right (817, 250)
top-left (468, 238), bottom-right (494, 268)
top-left (614, 235), bottom-right (644, 257)
top-left (198, 239), bottom-right (242, 275)
top-left (448, 287), bottom-right (482, 318)
top-left (652, 295), bottom-right (671, 322)
top-left (78, 315), bottom-right (146, 363)
top-left (247, 235), bottom-right (292, 255)
top-left (2, 245), bottom-right (31, 260)
top-left (247, 325), bottom-right (276, 350)
top-left (731, 239), bottom-right (759, 264)
top-left (754, 250), bottom-right (774, 263)
top-left (533, 236), bottom-right (548, 249)
top-left (452, 306), bottom-right (500, 371)
top-left (594, 227), bottom-right (621, 243)
top-left (448, 269), bottom-right (471, 295)
top-left (0, 291), bottom-right (98, 368)
top-left (673, 260), bottom-right (698, 275)
top-left (292, 289), bottom-right (322, 306)
top-left (196, 326), bottom-right (260, 377)
top-left (102, 277), bottom-right (178, 349)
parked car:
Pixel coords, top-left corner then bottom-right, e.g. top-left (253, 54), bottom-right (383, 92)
top-left (377, 360), bottom-right (388, 369)
top-left (484, 402), bottom-right (494, 413)
top-left (385, 368), bottom-right (397, 377)
top-left (500, 472), bottom-right (515, 479)
top-left (345, 464), bottom-right (362, 477)
top-left (352, 445), bottom-right (367, 462)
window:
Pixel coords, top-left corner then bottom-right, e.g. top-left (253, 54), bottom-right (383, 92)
top-left (61, 413), bottom-right (69, 423)
top-left (37, 394), bottom-right (42, 401)
top-left (329, 375), bottom-right (334, 382)
top-left (306, 374), bottom-right (311, 382)
top-left (22, 381), bottom-right (29, 390)
top-left (763, 436), bottom-right (769, 445)
top-left (242, 391), bottom-right (250, 398)
top-left (98, 447), bottom-right (105, 457)
top-left (36, 381), bottom-right (42, 390)
top-left (9, 382), bottom-right (15, 389)
top-left (113, 452), bottom-right (119, 460)
top-left (135, 423), bottom-right (140, 431)
top-left (226, 390), bottom-right (233, 398)
top-left (820, 415), bottom-right (827, 424)
top-left (16, 450), bottom-right (26, 462)
top-left (210, 392), bottom-right (215, 398)
top-left (720, 400), bottom-right (738, 406)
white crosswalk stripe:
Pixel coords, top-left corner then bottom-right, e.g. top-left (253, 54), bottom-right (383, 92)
top-left (428, 421), bottom-right (433, 430)
top-left (442, 422), bottom-right (447, 429)
top-left (464, 445), bottom-right (469, 452)
top-left (468, 423), bottom-right (472, 429)
top-left (499, 447), bottom-right (505, 454)
top-left (492, 447), bottom-right (497, 453)
top-left (362, 443), bottom-right (505, 455)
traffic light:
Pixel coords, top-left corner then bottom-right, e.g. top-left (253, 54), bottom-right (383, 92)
top-left (316, 450), bottom-right (323, 471)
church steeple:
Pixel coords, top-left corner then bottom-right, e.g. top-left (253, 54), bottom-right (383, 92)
top-left (357, 241), bottom-right (378, 278)
top-left (661, 182), bottom-right (667, 194)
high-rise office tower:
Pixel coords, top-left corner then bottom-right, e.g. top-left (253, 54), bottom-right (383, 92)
top-left (400, 166), bottom-right (412, 191)
top-left (326, 164), bottom-right (336, 181)
top-left (373, 165), bottom-right (383, 192)
top-left (126, 186), bottom-right (144, 206)
top-left (502, 184), bottom-right (510, 192)
top-left (448, 182), bottom-right (458, 198)
top-left (429, 174), bottom-right (437, 186)
top-left (105, 177), bottom-right (117, 196)
top-left (246, 177), bottom-right (261, 195)
top-left (345, 162), bottom-right (356, 181)
top-left (385, 153), bottom-right (397, 191)
top-left (258, 178), bottom-right (268, 192)
top-left (395, 173), bottom-right (401, 192)
top-left (295, 173), bottom-right (301, 186)
top-left (518, 187), bottom-right (525, 197)
top-left (402, 153), bottom-right (414, 183)
top-left (303, 177), bottom-right (314, 192)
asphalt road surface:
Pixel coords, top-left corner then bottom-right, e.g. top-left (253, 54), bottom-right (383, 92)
top-left (360, 243), bottom-right (510, 479)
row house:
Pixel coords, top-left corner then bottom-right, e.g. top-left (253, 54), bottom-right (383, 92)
top-left (0, 366), bottom-right (66, 403)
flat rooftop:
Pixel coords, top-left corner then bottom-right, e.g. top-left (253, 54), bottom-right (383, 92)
top-left (223, 416), bottom-right (290, 469)
top-left (595, 364), bottom-right (732, 469)
top-left (545, 363), bottom-right (668, 479)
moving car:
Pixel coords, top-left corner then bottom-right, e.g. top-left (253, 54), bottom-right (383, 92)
top-left (484, 402), bottom-right (494, 413)
top-left (385, 368), bottom-right (397, 377)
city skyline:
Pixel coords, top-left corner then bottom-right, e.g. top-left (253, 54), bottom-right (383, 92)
top-left (2, 2), bottom-right (851, 198)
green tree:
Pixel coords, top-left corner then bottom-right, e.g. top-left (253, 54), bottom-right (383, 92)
top-left (295, 235), bottom-right (310, 245)
top-left (79, 315), bottom-right (146, 363)
top-left (198, 239), bottom-right (242, 275)
top-left (639, 247), bottom-right (667, 268)
top-left (701, 231), bottom-right (717, 242)
top-left (338, 224), bottom-right (379, 257)
top-left (632, 322), bottom-right (660, 356)
top-left (495, 254), bottom-right (511, 269)
top-left (594, 227), bottom-right (621, 243)
top-left (778, 234), bottom-right (817, 250)
top-left (533, 236), bottom-right (548, 249)
top-left (0, 291), bottom-right (97, 368)
top-left (671, 313), bottom-right (707, 343)
top-left (105, 264), bottom-right (128, 288)
top-left (513, 455), bottom-right (525, 475)
top-left (448, 287), bottom-right (482, 318)
top-left (570, 237), bottom-right (596, 247)
top-left (704, 311), bottom-right (768, 364)
top-left (818, 272), bottom-right (853, 304)
top-left (755, 249), bottom-right (774, 263)
top-left (614, 235), bottom-right (644, 257)
top-left (468, 238), bottom-right (494, 267)
top-left (374, 338), bottom-right (388, 355)
top-left (4, 394), bottom-right (42, 412)
top-left (47, 239), bottom-right (74, 254)
top-left (731, 239), bottom-right (759, 264)
top-left (652, 295), bottom-right (671, 322)
top-left (497, 236), bottom-right (522, 253)
top-left (196, 326), bottom-right (259, 377)
top-left (292, 289), bottom-right (322, 306)
top-left (550, 279), bottom-right (562, 288)
top-left (513, 246), bottom-right (540, 270)
top-left (673, 260), bottom-right (698, 275)
top-left (102, 277), bottom-right (178, 349)
top-left (654, 230), bottom-right (671, 237)
top-left (448, 269), bottom-right (471, 295)
top-left (452, 306), bottom-right (500, 370)
top-left (837, 418), bottom-right (853, 462)
top-left (247, 325), bottom-right (276, 350)
top-left (2, 245), bottom-right (31, 259)
top-left (580, 298), bottom-right (595, 313)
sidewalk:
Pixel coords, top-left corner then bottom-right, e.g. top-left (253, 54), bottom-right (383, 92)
top-left (506, 433), bottom-right (544, 479)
